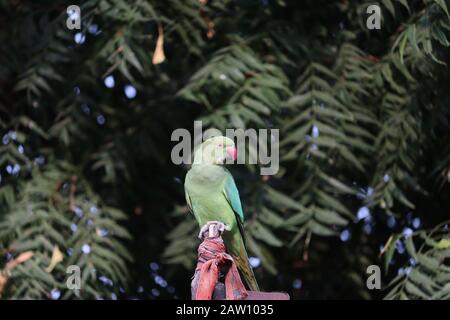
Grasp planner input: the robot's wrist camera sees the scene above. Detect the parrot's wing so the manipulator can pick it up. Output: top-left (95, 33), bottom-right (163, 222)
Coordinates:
top-left (223, 171), bottom-right (244, 223)
top-left (223, 172), bottom-right (259, 291)
top-left (223, 171), bottom-right (248, 244)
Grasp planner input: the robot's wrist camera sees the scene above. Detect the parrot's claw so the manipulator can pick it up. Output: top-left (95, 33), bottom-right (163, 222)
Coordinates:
top-left (198, 221), bottom-right (230, 240)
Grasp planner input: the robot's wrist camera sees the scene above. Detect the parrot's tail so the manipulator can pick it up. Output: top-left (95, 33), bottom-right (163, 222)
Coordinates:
top-left (233, 239), bottom-right (260, 291)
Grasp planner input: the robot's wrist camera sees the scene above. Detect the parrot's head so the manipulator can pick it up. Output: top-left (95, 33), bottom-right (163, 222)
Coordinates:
top-left (193, 136), bottom-right (237, 165)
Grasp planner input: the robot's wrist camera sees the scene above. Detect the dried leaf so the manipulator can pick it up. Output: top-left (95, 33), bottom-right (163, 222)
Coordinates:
top-left (6, 251), bottom-right (34, 270)
top-left (152, 24), bottom-right (166, 65)
top-left (45, 245), bottom-right (63, 273)
top-left (0, 251), bottom-right (34, 297)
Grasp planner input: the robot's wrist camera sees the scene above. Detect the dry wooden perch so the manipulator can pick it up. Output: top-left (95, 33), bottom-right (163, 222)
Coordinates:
top-left (191, 221), bottom-right (289, 300)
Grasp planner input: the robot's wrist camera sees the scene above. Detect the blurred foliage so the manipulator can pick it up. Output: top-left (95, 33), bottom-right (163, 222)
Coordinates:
top-left (0, 0), bottom-right (449, 299)
top-left (384, 222), bottom-right (450, 299)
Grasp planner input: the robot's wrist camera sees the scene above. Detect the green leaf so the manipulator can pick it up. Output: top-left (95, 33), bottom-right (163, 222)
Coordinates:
top-left (319, 172), bottom-right (355, 194)
top-left (265, 186), bottom-right (305, 211)
top-left (383, 234), bottom-right (400, 273)
top-left (308, 220), bottom-right (337, 236)
top-left (283, 211), bottom-right (312, 226)
top-left (405, 281), bottom-right (429, 299)
top-left (399, 34), bottom-right (408, 64)
top-left (251, 221), bottom-right (283, 247)
top-left (434, 239), bottom-right (450, 249)
top-left (314, 208), bottom-right (348, 226)
top-left (405, 236), bottom-right (418, 260)
top-left (382, 0), bottom-right (396, 16)
top-left (434, 0), bottom-right (450, 19)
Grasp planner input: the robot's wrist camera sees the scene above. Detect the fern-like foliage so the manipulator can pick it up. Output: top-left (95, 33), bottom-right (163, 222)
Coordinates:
top-left (0, 162), bottom-right (132, 299)
top-left (384, 223), bottom-right (450, 299)
top-left (179, 41), bottom-right (292, 128)
top-left (281, 61), bottom-right (371, 238)
top-left (1, 0), bottom-right (450, 300)
top-left (369, 59), bottom-right (422, 213)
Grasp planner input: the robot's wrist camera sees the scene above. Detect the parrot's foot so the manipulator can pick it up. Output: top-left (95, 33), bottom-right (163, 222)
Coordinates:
top-left (198, 221), bottom-right (230, 240)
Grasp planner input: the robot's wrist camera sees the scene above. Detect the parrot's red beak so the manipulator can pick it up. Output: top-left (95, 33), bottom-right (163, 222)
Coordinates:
top-left (226, 146), bottom-right (237, 161)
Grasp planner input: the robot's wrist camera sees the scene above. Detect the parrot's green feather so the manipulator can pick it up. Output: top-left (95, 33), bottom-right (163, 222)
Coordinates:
top-left (223, 172), bottom-right (244, 223)
top-left (233, 237), bottom-right (259, 291)
top-left (185, 159), bottom-right (259, 291)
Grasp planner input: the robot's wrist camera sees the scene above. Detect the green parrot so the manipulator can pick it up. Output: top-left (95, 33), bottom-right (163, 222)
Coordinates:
top-left (184, 136), bottom-right (259, 291)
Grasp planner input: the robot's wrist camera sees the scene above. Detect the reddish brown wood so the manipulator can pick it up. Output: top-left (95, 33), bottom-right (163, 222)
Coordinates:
top-left (210, 282), bottom-right (290, 300)
top-left (191, 222), bottom-right (290, 300)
